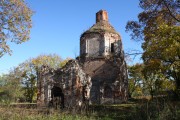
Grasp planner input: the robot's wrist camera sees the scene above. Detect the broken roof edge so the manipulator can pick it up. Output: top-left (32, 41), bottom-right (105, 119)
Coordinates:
top-left (80, 21), bottom-right (120, 38)
top-left (80, 31), bottom-right (121, 40)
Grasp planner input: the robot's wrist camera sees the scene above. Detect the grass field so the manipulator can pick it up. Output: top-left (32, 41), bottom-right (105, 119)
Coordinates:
top-left (0, 98), bottom-right (180, 120)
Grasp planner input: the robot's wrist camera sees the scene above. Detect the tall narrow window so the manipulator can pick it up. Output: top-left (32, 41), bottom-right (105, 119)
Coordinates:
top-left (111, 43), bottom-right (114, 53)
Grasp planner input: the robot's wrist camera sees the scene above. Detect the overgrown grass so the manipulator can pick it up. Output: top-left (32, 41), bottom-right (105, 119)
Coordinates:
top-left (0, 98), bottom-right (179, 120)
top-left (0, 107), bottom-right (95, 120)
top-left (88, 98), bottom-right (180, 120)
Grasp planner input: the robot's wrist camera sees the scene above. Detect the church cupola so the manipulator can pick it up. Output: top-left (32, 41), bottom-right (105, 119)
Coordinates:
top-left (80, 10), bottom-right (122, 58)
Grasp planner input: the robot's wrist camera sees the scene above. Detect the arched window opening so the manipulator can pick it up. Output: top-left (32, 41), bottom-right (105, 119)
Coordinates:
top-left (50, 86), bottom-right (64, 109)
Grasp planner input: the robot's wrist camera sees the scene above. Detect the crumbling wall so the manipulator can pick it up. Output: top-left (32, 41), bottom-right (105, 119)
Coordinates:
top-left (82, 55), bottom-right (128, 104)
top-left (53, 60), bottom-right (92, 108)
top-left (37, 65), bottom-right (54, 107)
top-left (104, 32), bottom-right (121, 56)
top-left (37, 60), bottom-right (92, 108)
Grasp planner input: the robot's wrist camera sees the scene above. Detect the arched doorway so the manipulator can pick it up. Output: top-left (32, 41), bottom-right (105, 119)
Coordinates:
top-left (51, 86), bottom-right (64, 109)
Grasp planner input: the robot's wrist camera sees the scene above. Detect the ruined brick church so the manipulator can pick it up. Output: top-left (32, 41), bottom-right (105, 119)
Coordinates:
top-left (37, 10), bottom-right (128, 108)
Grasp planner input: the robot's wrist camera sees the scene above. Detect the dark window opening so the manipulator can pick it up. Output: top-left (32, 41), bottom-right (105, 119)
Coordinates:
top-left (51, 86), bottom-right (64, 109)
top-left (104, 86), bottom-right (112, 98)
top-left (111, 43), bottom-right (114, 53)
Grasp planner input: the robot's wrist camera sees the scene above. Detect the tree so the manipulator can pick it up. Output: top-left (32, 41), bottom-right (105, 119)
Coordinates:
top-left (31, 54), bottom-right (63, 69)
top-left (142, 25), bottom-right (180, 90)
top-left (0, 67), bottom-right (24, 103)
top-left (0, 74), bottom-right (8, 102)
top-left (0, 0), bottom-right (33, 57)
top-left (0, 54), bottom-right (67, 103)
top-left (128, 63), bottom-right (175, 99)
top-left (21, 63), bottom-right (37, 103)
top-left (126, 0), bottom-right (180, 97)
top-left (128, 64), bottom-right (144, 97)
top-left (20, 54), bottom-right (63, 102)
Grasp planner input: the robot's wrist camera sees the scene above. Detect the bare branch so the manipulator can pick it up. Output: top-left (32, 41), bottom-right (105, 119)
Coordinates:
top-left (162, 0), bottom-right (180, 22)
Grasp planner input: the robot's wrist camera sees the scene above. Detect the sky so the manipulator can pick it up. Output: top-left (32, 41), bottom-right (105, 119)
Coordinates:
top-left (0, 0), bottom-right (143, 74)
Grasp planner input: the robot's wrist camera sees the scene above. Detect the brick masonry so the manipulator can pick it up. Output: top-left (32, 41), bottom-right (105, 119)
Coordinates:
top-left (37, 10), bottom-right (128, 108)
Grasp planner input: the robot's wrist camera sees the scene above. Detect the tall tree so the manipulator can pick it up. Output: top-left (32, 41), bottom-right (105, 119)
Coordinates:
top-left (0, 0), bottom-right (33, 57)
top-left (126, 0), bottom-right (180, 96)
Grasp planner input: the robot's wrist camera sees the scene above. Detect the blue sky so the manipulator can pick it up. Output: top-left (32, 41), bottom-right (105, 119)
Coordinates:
top-left (0, 0), bottom-right (143, 74)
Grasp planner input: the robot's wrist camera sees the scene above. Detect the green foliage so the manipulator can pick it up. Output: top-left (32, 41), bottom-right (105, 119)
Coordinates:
top-left (0, 75), bottom-right (9, 102)
top-left (0, 0), bottom-right (33, 57)
top-left (142, 25), bottom-right (180, 90)
top-left (20, 54), bottom-right (63, 102)
top-left (128, 63), bottom-right (175, 98)
top-left (128, 64), bottom-right (144, 97)
top-left (60, 57), bottom-right (72, 67)
top-left (0, 68), bottom-right (24, 103)
top-left (0, 54), bottom-right (69, 103)
top-left (31, 54), bottom-right (63, 69)
top-left (126, 0), bottom-right (180, 97)
top-left (22, 69), bottom-right (37, 103)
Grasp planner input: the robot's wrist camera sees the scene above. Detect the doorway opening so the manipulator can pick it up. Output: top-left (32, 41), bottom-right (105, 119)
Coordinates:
top-left (50, 86), bottom-right (64, 109)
